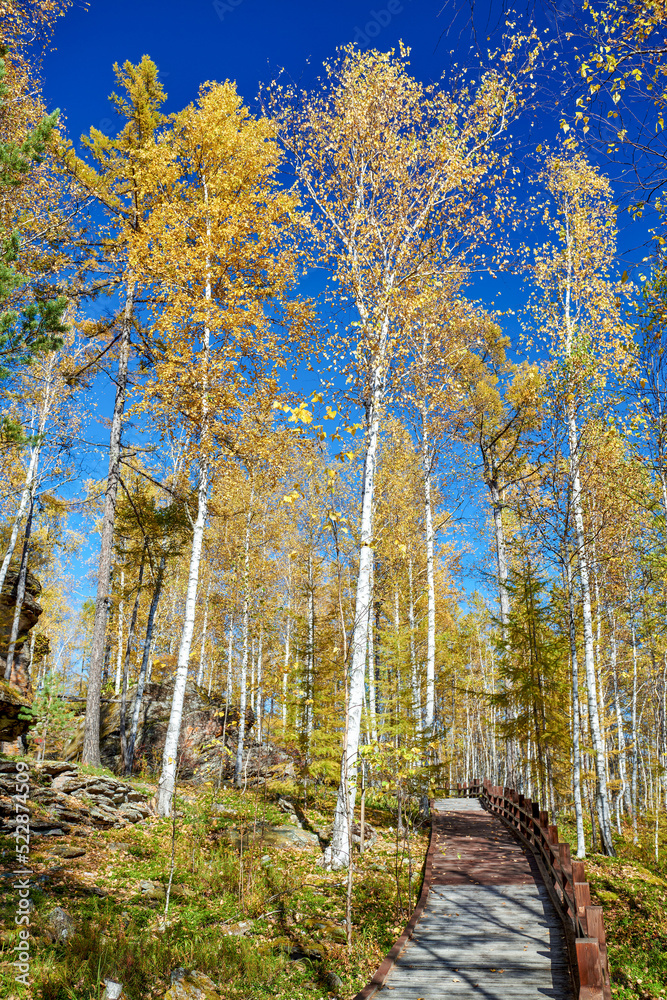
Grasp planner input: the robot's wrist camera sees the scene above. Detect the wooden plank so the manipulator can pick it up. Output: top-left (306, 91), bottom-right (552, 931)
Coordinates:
top-left (378, 801), bottom-right (573, 1000)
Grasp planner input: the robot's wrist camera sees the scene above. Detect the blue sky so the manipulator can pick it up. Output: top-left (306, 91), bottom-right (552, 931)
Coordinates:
top-left (37, 0), bottom-right (652, 608)
top-left (44, 0), bottom-right (465, 139)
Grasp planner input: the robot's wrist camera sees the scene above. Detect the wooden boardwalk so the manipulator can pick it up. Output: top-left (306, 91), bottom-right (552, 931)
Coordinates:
top-left (380, 798), bottom-right (573, 999)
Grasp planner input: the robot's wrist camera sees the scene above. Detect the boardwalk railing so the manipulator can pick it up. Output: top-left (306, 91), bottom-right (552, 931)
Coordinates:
top-left (441, 778), bottom-right (611, 1000)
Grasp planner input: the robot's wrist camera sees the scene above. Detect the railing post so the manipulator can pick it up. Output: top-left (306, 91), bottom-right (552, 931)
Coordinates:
top-left (576, 939), bottom-right (604, 1000)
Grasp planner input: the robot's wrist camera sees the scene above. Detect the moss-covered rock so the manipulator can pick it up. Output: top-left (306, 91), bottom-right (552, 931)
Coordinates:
top-left (164, 968), bottom-right (222, 999)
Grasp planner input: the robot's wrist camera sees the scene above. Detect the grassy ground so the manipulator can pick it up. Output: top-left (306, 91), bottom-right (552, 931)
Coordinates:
top-left (0, 770), bottom-right (429, 1000)
top-left (558, 813), bottom-right (667, 1000)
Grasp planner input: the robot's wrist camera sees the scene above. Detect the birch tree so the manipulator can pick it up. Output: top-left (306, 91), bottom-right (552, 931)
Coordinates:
top-left (530, 148), bottom-right (632, 855)
top-left (268, 40), bottom-right (540, 866)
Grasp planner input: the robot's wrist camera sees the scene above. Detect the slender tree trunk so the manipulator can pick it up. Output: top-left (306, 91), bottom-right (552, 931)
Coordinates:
top-left (256, 625), bottom-right (263, 745)
top-left (568, 415), bottom-right (614, 853)
top-left (114, 568), bottom-right (125, 696)
top-left (408, 558), bottom-right (421, 730)
top-left (196, 579), bottom-right (210, 687)
top-left (282, 561), bottom-right (291, 732)
top-left (566, 558), bottom-right (586, 858)
top-left (631, 619), bottom-right (639, 845)
top-left (4, 498), bottom-right (34, 681)
top-left (561, 220), bottom-right (614, 854)
top-left (421, 412), bottom-right (436, 731)
top-left (158, 459), bottom-right (209, 815)
top-left (0, 369), bottom-right (53, 596)
top-left (326, 342), bottom-right (387, 869)
top-left (234, 496), bottom-right (253, 787)
top-left (489, 478), bottom-right (511, 632)
top-left (127, 554), bottom-right (165, 775)
top-left (306, 549), bottom-right (315, 742)
top-left (367, 559), bottom-right (378, 742)
top-left (83, 278), bottom-right (134, 765)
top-left (609, 613), bottom-right (630, 821)
top-left (120, 545), bottom-right (146, 774)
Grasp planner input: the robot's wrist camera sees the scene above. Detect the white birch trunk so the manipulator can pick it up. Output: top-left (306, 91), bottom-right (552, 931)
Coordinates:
top-left (422, 412), bottom-right (436, 731)
top-left (283, 561), bottom-right (291, 731)
top-left (196, 581), bottom-right (210, 687)
top-left (226, 613), bottom-right (234, 699)
top-left (566, 559), bottom-right (586, 857)
top-left (256, 625), bottom-right (263, 744)
top-left (408, 558), bottom-right (421, 730)
top-left (325, 331), bottom-right (388, 869)
top-left (0, 364), bottom-right (54, 596)
top-left (157, 177), bottom-right (212, 816)
top-left (306, 550), bottom-right (314, 741)
top-left (563, 225), bottom-right (614, 855)
top-left (367, 560), bottom-right (378, 742)
top-left (157, 460), bottom-right (209, 815)
top-left (234, 495), bottom-right (253, 786)
top-left (631, 619), bottom-right (639, 844)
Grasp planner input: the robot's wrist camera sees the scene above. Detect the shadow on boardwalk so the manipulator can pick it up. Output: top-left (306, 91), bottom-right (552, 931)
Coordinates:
top-left (378, 798), bottom-right (573, 1000)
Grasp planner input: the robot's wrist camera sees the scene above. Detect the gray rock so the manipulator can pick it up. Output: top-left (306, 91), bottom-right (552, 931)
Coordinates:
top-left (102, 979), bottom-right (124, 999)
top-left (164, 969), bottom-right (221, 998)
top-left (44, 906), bottom-right (76, 944)
top-left (47, 845), bottom-right (86, 858)
top-left (323, 970), bottom-right (343, 993)
top-left (139, 879), bottom-right (165, 900)
top-left (51, 771), bottom-right (79, 790)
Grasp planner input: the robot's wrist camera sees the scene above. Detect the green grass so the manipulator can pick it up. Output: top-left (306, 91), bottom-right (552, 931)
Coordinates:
top-left (0, 778), bottom-right (429, 1000)
top-left (557, 812), bottom-right (667, 1000)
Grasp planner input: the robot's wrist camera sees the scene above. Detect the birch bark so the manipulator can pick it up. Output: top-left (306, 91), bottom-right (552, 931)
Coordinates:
top-left (408, 557), bottom-right (421, 730)
top-left (562, 218), bottom-right (615, 855)
top-left (234, 494), bottom-right (253, 787)
top-left (367, 559), bottom-right (378, 742)
top-left (421, 408), bottom-right (436, 731)
top-left (566, 558), bottom-right (586, 857)
top-left (326, 333), bottom-right (388, 868)
top-left (157, 459), bottom-right (208, 815)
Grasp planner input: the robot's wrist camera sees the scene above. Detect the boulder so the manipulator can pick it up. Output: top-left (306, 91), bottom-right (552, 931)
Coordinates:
top-left (43, 906), bottom-right (76, 944)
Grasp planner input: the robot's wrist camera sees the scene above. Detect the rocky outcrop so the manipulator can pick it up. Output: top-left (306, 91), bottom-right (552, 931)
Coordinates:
top-left (195, 735), bottom-right (297, 785)
top-left (0, 759), bottom-right (153, 835)
top-left (0, 678), bottom-right (31, 741)
top-left (0, 570), bottom-right (43, 741)
top-left (64, 679), bottom-right (255, 777)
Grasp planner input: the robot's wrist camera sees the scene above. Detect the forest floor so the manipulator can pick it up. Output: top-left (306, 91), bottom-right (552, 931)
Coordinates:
top-left (559, 815), bottom-right (667, 1000)
top-left (0, 767), bottom-right (429, 1000)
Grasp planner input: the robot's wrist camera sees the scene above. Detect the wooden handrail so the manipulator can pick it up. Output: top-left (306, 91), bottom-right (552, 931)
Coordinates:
top-left (455, 778), bottom-right (612, 1000)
